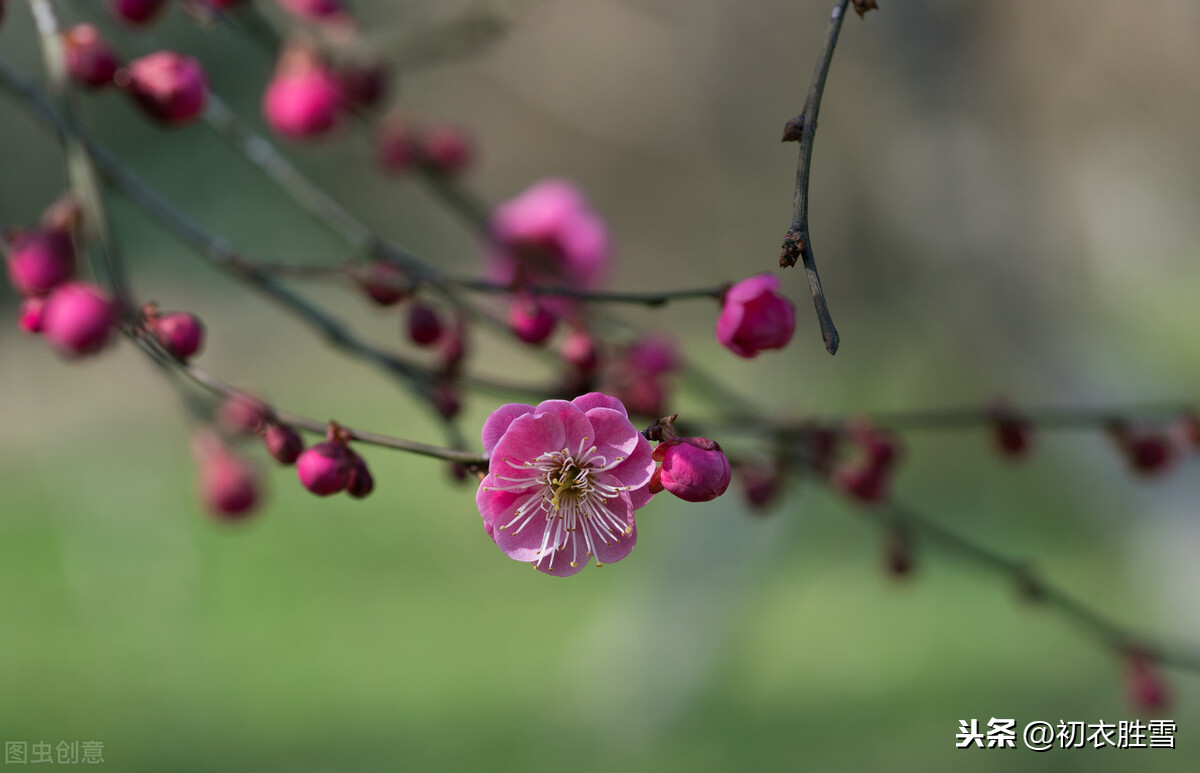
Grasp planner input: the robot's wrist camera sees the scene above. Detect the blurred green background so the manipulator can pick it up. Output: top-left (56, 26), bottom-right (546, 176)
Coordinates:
top-left (3, 0), bottom-right (1200, 769)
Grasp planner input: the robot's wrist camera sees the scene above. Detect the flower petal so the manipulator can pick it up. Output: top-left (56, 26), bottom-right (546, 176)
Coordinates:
top-left (571, 391), bottom-right (628, 417)
top-left (492, 500), bottom-right (557, 562)
top-left (585, 406), bottom-right (642, 463)
top-left (481, 402), bottom-right (535, 454)
top-left (489, 412), bottom-right (566, 472)
top-left (533, 399), bottom-right (594, 452)
top-left (590, 493), bottom-right (638, 566)
top-left (605, 432), bottom-right (655, 492)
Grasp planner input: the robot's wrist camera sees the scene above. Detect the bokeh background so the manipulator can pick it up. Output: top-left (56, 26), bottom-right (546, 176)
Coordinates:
top-left (3, 0), bottom-right (1200, 769)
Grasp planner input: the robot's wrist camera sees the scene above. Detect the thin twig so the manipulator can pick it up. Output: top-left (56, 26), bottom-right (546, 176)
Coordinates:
top-left (130, 329), bottom-right (488, 467)
top-left (27, 0), bottom-right (132, 307)
top-left (878, 499), bottom-right (1200, 672)
top-left (779, 0), bottom-right (851, 355)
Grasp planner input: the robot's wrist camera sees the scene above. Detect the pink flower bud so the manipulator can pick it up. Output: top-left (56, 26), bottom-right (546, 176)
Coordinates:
top-left (151, 311), bottom-right (205, 360)
top-left (64, 24), bottom-right (120, 90)
top-left (109, 0), bottom-right (164, 25)
top-left (41, 282), bottom-right (117, 357)
top-left (296, 441), bottom-right (350, 495)
top-left (420, 125), bottom-right (473, 175)
top-left (263, 423), bottom-right (304, 465)
top-left (406, 302), bottom-right (442, 346)
top-left (198, 448), bottom-right (261, 519)
top-left (263, 51), bottom-right (343, 140)
top-left (275, 0), bottom-right (345, 22)
top-left (991, 405), bottom-right (1032, 459)
top-left (1125, 652), bottom-right (1170, 713)
top-left (17, 297), bottom-right (46, 334)
top-left (654, 437), bottom-right (731, 503)
top-left (561, 328), bottom-right (599, 373)
top-left (489, 179), bottom-right (611, 290)
top-left (358, 261), bottom-right (410, 306)
top-left (508, 295), bottom-right (557, 345)
top-left (375, 117), bottom-right (417, 175)
top-left (715, 274), bottom-right (796, 358)
top-left (122, 51), bottom-right (208, 126)
top-left (345, 453), bottom-right (374, 498)
top-left (217, 394), bottom-right (266, 436)
top-left (6, 228), bottom-right (75, 297)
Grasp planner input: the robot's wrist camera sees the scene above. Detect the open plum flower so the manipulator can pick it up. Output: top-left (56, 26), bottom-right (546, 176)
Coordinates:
top-left (476, 393), bottom-right (655, 576)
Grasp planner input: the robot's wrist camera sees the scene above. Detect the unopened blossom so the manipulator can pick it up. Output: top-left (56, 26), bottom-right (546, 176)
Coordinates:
top-left (652, 437), bottom-right (731, 503)
top-left (41, 282), bottom-right (117, 357)
top-left (508, 294), bottom-right (557, 345)
top-left (476, 393), bottom-right (655, 576)
top-left (990, 404), bottom-right (1033, 459)
top-left (263, 48), bottom-right (344, 140)
top-left (715, 274), bottom-right (796, 357)
top-left (6, 228), bottom-right (75, 297)
top-left (64, 24), bottom-right (120, 90)
top-left (488, 179), bottom-right (610, 291)
top-left (109, 0), bottom-right (164, 25)
top-left (151, 311), bottom-right (205, 360)
top-left (123, 51), bottom-right (208, 126)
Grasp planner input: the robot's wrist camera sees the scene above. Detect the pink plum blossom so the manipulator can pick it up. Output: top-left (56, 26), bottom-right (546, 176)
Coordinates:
top-left (715, 274), bottom-right (796, 357)
top-left (488, 179), bottom-right (610, 290)
top-left (476, 392), bottom-right (655, 576)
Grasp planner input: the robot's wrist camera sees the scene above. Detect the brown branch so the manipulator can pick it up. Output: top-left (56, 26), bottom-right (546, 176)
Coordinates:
top-left (779, 0), bottom-right (852, 355)
top-left (130, 329), bottom-right (488, 468)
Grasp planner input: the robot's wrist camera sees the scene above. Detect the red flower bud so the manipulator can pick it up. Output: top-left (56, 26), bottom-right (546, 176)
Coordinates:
top-left (339, 59), bottom-right (390, 110)
top-left (263, 424), bottom-right (304, 465)
top-left (151, 311), bottom-right (205, 360)
top-left (346, 453), bottom-right (374, 498)
top-left (655, 437), bottom-right (731, 502)
top-left (109, 0), bottom-right (164, 25)
top-left (263, 49), bottom-right (344, 140)
top-left (420, 125), bottom-right (473, 175)
top-left (122, 51), bottom-right (208, 126)
top-left (406, 302), bottom-right (442, 346)
top-left (1112, 424), bottom-right (1175, 476)
top-left (296, 441), bottom-right (351, 496)
top-left (739, 464), bottom-right (782, 511)
top-left (375, 116), bottom-right (417, 175)
top-left (64, 24), bottom-right (120, 90)
top-left (715, 274), bottom-right (796, 358)
top-left (991, 406), bottom-right (1033, 459)
top-left (198, 448), bottom-right (261, 519)
top-left (509, 295), bottom-right (557, 344)
top-left (358, 261), bottom-right (410, 306)
top-left (41, 282), bottom-right (117, 357)
top-left (6, 228), bottom-right (74, 297)
top-left (217, 394), bottom-right (267, 436)
top-left (561, 328), bottom-right (599, 373)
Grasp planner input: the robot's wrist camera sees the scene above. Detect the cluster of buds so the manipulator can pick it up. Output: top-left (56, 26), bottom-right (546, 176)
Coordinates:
top-left (375, 115), bottom-right (474, 177)
top-left (296, 423), bottom-right (373, 498)
top-left (6, 198), bottom-right (118, 357)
